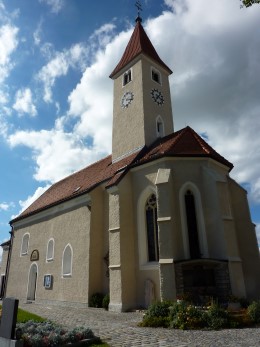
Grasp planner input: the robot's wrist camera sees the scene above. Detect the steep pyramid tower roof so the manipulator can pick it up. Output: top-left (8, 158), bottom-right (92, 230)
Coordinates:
top-left (110, 18), bottom-right (172, 78)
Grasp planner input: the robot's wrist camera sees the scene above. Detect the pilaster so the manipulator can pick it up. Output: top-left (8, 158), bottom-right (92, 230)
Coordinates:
top-left (155, 168), bottom-right (176, 301)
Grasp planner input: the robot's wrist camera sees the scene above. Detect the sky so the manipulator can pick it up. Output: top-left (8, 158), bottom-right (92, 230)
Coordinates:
top-left (0, 0), bottom-right (260, 259)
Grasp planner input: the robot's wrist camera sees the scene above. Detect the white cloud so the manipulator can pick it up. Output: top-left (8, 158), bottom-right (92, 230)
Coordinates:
top-left (7, 0), bottom-right (260, 222)
top-left (18, 185), bottom-right (50, 214)
top-left (37, 43), bottom-right (88, 103)
top-left (8, 128), bottom-right (104, 183)
top-left (39, 0), bottom-right (63, 14)
top-left (0, 203), bottom-right (10, 211)
top-left (13, 88), bottom-right (37, 117)
top-left (0, 24), bottom-right (18, 83)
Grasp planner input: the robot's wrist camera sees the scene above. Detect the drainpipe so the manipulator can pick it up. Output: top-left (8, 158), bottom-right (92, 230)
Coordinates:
top-left (3, 226), bottom-right (14, 298)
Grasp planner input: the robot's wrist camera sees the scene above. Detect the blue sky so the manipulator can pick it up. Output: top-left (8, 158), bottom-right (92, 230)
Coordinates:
top-left (0, 0), bottom-right (260, 256)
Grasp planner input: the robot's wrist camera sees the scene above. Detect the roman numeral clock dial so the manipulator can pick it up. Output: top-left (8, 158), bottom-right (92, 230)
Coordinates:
top-left (151, 88), bottom-right (164, 106)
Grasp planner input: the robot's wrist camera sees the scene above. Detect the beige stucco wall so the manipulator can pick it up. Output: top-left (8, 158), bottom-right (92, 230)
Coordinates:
top-left (7, 195), bottom-right (92, 306)
top-left (112, 56), bottom-right (173, 161)
top-left (5, 155), bottom-right (260, 310)
top-left (228, 178), bottom-right (260, 299)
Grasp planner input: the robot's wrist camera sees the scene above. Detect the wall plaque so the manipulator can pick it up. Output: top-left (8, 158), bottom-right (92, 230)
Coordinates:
top-left (30, 250), bottom-right (39, 261)
top-left (43, 274), bottom-right (53, 289)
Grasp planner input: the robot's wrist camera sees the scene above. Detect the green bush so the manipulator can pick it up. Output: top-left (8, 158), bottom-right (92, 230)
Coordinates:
top-left (206, 304), bottom-right (229, 330)
top-left (169, 302), bottom-right (205, 330)
top-left (139, 315), bottom-right (170, 328)
top-left (102, 294), bottom-right (110, 310)
top-left (247, 300), bottom-right (260, 323)
top-left (89, 293), bottom-right (105, 308)
top-left (146, 300), bottom-right (173, 318)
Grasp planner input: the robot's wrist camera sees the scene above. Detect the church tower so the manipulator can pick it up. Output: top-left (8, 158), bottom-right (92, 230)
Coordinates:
top-left (110, 16), bottom-right (174, 161)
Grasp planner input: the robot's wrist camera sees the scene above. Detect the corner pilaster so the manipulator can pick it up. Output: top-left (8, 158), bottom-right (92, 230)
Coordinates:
top-left (155, 168), bottom-right (176, 301)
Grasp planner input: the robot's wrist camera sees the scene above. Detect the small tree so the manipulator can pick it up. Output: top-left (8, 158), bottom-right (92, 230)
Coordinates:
top-left (241, 0), bottom-right (260, 7)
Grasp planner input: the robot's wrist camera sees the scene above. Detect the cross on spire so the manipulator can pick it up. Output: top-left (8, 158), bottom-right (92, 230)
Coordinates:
top-left (135, 0), bottom-right (143, 22)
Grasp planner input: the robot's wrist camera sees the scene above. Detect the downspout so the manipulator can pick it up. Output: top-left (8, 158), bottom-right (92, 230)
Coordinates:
top-left (3, 226), bottom-right (14, 298)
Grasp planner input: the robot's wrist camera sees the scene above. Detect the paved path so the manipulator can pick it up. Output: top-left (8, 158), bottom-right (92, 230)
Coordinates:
top-left (20, 302), bottom-right (260, 347)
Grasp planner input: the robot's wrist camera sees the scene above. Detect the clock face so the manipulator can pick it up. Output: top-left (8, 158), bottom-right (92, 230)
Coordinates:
top-left (121, 91), bottom-right (134, 108)
top-left (151, 89), bottom-right (164, 106)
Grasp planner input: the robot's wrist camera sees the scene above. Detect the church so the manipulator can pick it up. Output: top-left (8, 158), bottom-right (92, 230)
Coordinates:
top-left (1, 14), bottom-right (260, 312)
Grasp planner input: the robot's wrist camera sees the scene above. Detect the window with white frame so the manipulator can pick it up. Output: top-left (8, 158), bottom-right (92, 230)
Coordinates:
top-left (151, 67), bottom-right (161, 84)
top-left (21, 233), bottom-right (29, 256)
top-left (156, 116), bottom-right (164, 138)
top-left (145, 194), bottom-right (159, 262)
top-left (46, 239), bottom-right (54, 262)
top-left (62, 244), bottom-right (73, 277)
top-left (123, 69), bottom-right (132, 86)
top-left (179, 182), bottom-right (209, 260)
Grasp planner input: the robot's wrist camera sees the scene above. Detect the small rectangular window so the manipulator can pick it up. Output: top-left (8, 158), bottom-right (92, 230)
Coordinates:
top-left (151, 68), bottom-right (161, 84)
top-left (123, 69), bottom-right (132, 86)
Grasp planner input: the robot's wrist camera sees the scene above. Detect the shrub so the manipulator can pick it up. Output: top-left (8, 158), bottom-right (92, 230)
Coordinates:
top-left (169, 302), bottom-right (205, 330)
top-left (247, 300), bottom-right (260, 323)
top-left (102, 294), bottom-right (110, 310)
top-left (17, 320), bottom-right (94, 346)
top-left (146, 300), bottom-right (173, 318)
top-left (206, 304), bottom-right (229, 330)
top-left (89, 293), bottom-right (105, 308)
top-left (139, 315), bottom-right (170, 328)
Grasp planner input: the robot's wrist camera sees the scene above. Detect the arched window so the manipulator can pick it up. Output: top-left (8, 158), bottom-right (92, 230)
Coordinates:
top-left (180, 182), bottom-right (208, 259)
top-left (46, 239), bottom-right (54, 262)
top-left (21, 233), bottom-right (29, 256)
top-left (145, 194), bottom-right (159, 262)
top-left (185, 190), bottom-right (201, 259)
top-left (62, 244), bottom-right (73, 277)
top-left (156, 116), bottom-right (164, 138)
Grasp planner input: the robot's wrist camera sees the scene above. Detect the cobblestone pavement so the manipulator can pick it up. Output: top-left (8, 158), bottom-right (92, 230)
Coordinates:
top-left (20, 302), bottom-right (260, 347)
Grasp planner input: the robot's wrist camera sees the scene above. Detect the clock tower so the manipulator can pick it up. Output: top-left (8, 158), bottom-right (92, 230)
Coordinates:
top-left (110, 17), bottom-right (174, 161)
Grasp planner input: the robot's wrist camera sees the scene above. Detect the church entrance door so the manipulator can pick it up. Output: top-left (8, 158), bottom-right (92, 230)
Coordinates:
top-left (27, 263), bottom-right (38, 301)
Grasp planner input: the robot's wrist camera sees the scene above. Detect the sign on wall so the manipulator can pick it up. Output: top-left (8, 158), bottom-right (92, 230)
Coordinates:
top-left (43, 275), bottom-right (53, 289)
top-left (30, 250), bottom-right (39, 261)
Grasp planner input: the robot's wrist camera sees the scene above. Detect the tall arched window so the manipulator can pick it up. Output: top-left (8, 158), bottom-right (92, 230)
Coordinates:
top-left (62, 244), bottom-right (73, 277)
top-left (21, 233), bottom-right (30, 256)
top-left (146, 194), bottom-right (159, 262)
top-left (185, 190), bottom-right (201, 259)
top-left (46, 239), bottom-right (54, 262)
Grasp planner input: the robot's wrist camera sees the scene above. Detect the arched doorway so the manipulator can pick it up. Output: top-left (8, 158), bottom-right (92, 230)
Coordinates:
top-left (27, 263), bottom-right (38, 301)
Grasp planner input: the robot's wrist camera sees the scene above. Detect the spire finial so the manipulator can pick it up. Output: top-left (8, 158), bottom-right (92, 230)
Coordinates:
top-left (135, 0), bottom-right (143, 22)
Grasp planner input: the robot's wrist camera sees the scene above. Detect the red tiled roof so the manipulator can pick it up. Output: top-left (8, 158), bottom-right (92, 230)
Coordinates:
top-left (11, 127), bottom-right (232, 224)
top-left (110, 19), bottom-right (172, 78)
top-left (12, 151), bottom-right (141, 223)
top-left (135, 126), bottom-right (233, 169)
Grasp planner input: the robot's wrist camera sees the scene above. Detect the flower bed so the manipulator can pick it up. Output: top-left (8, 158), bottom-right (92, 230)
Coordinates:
top-left (16, 320), bottom-right (100, 346)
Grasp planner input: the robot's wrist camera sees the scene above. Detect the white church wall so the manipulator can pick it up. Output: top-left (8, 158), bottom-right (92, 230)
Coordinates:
top-left (7, 199), bottom-right (91, 306)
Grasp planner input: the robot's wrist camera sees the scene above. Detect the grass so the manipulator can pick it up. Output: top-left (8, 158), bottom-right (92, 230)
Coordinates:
top-left (0, 304), bottom-right (45, 323)
top-left (17, 307), bottom-right (46, 323)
